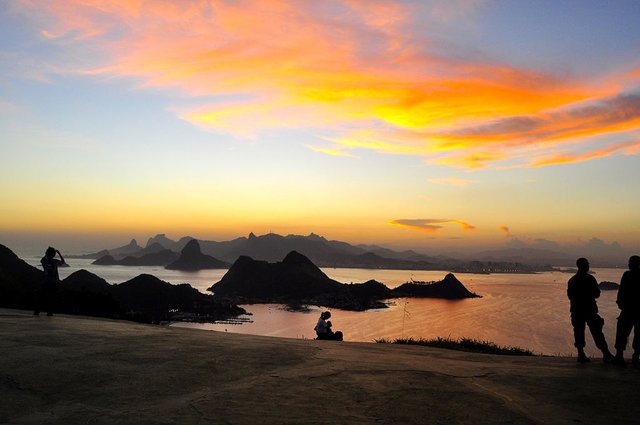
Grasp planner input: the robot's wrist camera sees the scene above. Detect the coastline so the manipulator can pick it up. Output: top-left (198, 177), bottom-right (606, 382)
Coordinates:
top-left (2, 308), bottom-right (639, 424)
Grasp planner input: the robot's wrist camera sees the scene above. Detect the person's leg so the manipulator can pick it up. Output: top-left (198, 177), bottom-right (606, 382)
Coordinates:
top-left (614, 312), bottom-right (634, 364)
top-left (587, 314), bottom-right (613, 362)
top-left (572, 315), bottom-right (588, 362)
top-left (632, 316), bottom-right (640, 365)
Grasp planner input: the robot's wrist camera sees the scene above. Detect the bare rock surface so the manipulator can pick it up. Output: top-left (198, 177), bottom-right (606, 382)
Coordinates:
top-left (1, 308), bottom-right (638, 424)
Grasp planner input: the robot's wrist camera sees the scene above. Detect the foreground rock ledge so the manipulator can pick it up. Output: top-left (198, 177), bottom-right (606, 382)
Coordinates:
top-left (1, 309), bottom-right (638, 425)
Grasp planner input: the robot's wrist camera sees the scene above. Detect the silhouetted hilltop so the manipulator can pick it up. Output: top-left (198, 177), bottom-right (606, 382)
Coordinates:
top-left (134, 242), bottom-right (167, 256)
top-left (110, 239), bottom-right (142, 256)
top-left (393, 273), bottom-right (480, 299)
top-left (210, 251), bottom-right (478, 310)
top-left (111, 273), bottom-right (243, 321)
top-left (72, 249), bottom-right (109, 260)
top-left (0, 244), bottom-right (246, 323)
top-left (93, 254), bottom-right (118, 265)
top-left (92, 249), bottom-right (180, 266)
top-left (138, 232), bottom-right (434, 266)
top-left (120, 249), bottom-right (180, 266)
top-left (0, 244), bottom-right (42, 309)
top-left (62, 270), bottom-right (111, 294)
top-left (145, 234), bottom-right (194, 252)
top-left (211, 251), bottom-right (342, 299)
top-left (165, 240), bottom-right (228, 270)
top-left (73, 239), bottom-right (143, 260)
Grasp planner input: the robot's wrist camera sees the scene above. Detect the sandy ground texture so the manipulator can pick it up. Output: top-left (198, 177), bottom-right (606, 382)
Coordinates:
top-left (1, 309), bottom-right (639, 425)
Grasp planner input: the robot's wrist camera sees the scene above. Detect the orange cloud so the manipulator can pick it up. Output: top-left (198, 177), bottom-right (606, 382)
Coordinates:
top-left (499, 226), bottom-right (511, 238)
top-left (390, 219), bottom-right (476, 233)
top-left (17, 0), bottom-right (640, 169)
top-left (527, 139), bottom-right (640, 168)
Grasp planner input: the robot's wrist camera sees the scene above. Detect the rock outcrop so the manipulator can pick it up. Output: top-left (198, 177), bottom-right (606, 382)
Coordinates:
top-left (0, 244), bottom-right (42, 309)
top-left (165, 239), bottom-right (228, 270)
top-left (211, 251), bottom-right (342, 299)
top-left (392, 274), bottom-right (480, 299)
top-left (210, 251), bottom-right (478, 310)
top-left (0, 244), bottom-right (245, 323)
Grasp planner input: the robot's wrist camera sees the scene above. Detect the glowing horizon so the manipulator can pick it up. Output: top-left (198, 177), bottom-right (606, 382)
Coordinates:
top-left (1, 1), bottom-right (639, 254)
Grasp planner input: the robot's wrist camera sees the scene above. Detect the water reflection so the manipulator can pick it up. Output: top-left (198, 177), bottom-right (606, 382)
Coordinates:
top-left (30, 257), bottom-right (624, 356)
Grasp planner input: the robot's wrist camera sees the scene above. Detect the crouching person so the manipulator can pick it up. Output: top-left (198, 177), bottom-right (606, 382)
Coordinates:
top-left (314, 311), bottom-right (343, 341)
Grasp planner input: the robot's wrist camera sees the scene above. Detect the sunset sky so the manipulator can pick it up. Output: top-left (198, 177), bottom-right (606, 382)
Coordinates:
top-left (1, 0), bottom-right (639, 255)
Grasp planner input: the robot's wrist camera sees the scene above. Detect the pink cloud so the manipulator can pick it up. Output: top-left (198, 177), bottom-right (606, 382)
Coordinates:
top-left (390, 218), bottom-right (476, 233)
top-left (15, 0), bottom-right (640, 169)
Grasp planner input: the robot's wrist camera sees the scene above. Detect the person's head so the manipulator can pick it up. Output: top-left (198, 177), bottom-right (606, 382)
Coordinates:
top-left (576, 257), bottom-right (590, 272)
top-left (45, 247), bottom-right (56, 259)
top-left (322, 311), bottom-right (331, 320)
top-left (629, 255), bottom-right (640, 271)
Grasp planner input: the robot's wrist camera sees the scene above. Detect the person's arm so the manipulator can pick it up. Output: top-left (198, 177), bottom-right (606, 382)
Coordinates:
top-left (617, 272), bottom-right (628, 309)
top-left (591, 275), bottom-right (601, 299)
top-left (567, 278), bottom-right (575, 300)
top-left (56, 249), bottom-right (66, 265)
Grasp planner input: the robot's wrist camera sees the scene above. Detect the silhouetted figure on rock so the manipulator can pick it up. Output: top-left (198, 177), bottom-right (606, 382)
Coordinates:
top-left (567, 257), bottom-right (614, 363)
top-left (314, 311), bottom-right (343, 341)
top-left (34, 247), bottom-right (66, 316)
top-left (613, 255), bottom-right (640, 366)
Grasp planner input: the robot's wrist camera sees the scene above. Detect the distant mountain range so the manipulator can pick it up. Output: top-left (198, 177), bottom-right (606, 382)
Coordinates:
top-left (73, 232), bottom-right (554, 273)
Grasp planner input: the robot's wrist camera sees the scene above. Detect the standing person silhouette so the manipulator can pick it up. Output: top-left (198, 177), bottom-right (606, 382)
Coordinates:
top-left (567, 257), bottom-right (614, 363)
top-left (34, 246), bottom-right (66, 316)
top-left (613, 255), bottom-right (640, 366)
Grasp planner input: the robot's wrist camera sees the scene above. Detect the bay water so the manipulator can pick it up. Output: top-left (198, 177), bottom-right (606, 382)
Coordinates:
top-left (28, 257), bottom-right (626, 356)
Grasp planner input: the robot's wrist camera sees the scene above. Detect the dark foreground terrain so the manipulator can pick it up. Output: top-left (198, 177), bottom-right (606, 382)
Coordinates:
top-left (1, 308), bottom-right (639, 424)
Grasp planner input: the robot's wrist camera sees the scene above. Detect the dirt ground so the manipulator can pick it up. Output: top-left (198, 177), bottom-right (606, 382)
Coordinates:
top-left (1, 308), bottom-right (639, 424)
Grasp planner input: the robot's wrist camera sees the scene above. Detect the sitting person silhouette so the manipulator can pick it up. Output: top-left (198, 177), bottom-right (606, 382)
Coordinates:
top-left (314, 311), bottom-right (343, 341)
top-left (34, 246), bottom-right (66, 316)
top-left (613, 255), bottom-right (640, 366)
top-left (567, 257), bottom-right (614, 363)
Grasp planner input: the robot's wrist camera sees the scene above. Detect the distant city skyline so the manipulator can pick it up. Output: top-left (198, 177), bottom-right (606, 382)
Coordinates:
top-left (1, 1), bottom-right (639, 257)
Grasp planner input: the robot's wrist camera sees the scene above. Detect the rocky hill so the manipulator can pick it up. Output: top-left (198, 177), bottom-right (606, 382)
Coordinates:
top-left (0, 244), bottom-right (244, 323)
top-left (165, 239), bottom-right (228, 270)
top-left (210, 251), bottom-right (478, 310)
top-left (392, 274), bottom-right (480, 299)
top-left (211, 251), bottom-right (343, 299)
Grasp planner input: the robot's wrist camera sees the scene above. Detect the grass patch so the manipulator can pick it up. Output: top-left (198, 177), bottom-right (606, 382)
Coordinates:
top-left (374, 336), bottom-right (534, 356)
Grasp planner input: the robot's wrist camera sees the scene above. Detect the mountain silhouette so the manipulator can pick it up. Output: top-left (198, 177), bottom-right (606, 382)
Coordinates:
top-left (393, 273), bottom-right (480, 299)
top-left (0, 244), bottom-right (42, 309)
top-left (62, 270), bottom-right (111, 294)
top-left (76, 239), bottom-right (143, 260)
top-left (119, 250), bottom-right (179, 266)
top-left (0, 244), bottom-right (245, 323)
top-left (210, 251), bottom-right (478, 310)
top-left (165, 239), bottom-right (228, 270)
top-left (211, 251), bottom-right (342, 299)
top-left (79, 232), bottom-right (553, 272)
